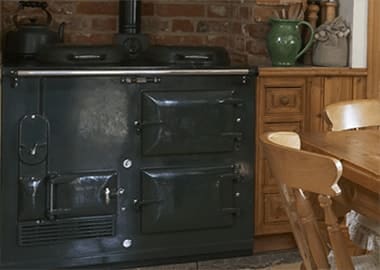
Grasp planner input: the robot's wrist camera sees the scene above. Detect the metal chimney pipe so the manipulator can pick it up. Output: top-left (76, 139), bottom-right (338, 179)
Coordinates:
top-left (119, 0), bottom-right (141, 34)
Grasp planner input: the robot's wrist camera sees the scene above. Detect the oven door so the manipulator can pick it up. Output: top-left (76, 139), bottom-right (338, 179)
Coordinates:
top-left (139, 90), bottom-right (243, 155)
top-left (138, 165), bottom-right (240, 233)
top-left (45, 172), bottom-right (118, 219)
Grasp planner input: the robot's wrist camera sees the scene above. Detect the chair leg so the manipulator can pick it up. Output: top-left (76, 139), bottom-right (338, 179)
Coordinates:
top-left (299, 261), bottom-right (306, 270)
top-left (295, 190), bottom-right (329, 269)
top-left (319, 195), bottom-right (355, 270)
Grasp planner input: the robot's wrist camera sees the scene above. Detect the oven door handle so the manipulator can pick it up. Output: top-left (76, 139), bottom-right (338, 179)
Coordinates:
top-left (134, 120), bottom-right (164, 133)
top-left (67, 54), bottom-right (106, 61)
top-left (217, 97), bottom-right (243, 106)
top-left (133, 199), bottom-right (163, 210)
top-left (46, 175), bottom-right (72, 220)
top-left (219, 169), bottom-right (243, 216)
top-left (221, 132), bottom-right (242, 140)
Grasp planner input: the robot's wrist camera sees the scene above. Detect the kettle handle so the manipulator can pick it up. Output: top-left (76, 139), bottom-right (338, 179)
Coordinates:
top-left (58, 22), bottom-right (65, 42)
top-left (13, 1), bottom-right (52, 27)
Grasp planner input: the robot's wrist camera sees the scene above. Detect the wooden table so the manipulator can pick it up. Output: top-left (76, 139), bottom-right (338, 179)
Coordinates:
top-left (300, 130), bottom-right (380, 222)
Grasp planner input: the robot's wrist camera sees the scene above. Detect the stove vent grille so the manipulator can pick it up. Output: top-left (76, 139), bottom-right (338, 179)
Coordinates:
top-left (18, 216), bottom-right (115, 246)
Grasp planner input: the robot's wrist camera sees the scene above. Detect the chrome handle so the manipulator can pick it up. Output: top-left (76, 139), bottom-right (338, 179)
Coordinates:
top-left (104, 187), bottom-right (125, 205)
top-left (105, 187), bottom-right (111, 205)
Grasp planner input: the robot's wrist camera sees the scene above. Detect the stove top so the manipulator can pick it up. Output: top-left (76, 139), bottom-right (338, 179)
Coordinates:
top-left (4, 45), bottom-right (232, 69)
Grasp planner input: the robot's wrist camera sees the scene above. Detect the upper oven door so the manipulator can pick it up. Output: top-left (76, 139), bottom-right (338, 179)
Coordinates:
top-left (139, 90), bottom-right (243, 156)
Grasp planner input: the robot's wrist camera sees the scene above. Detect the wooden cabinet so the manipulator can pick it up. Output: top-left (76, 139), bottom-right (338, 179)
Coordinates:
top-left (255, 67), bottom-right (368, 237)
top-left (368, 0), bottom-right (380, 98)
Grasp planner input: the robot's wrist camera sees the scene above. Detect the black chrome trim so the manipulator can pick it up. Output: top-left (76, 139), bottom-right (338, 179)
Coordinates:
top-left (13, 69), bottom-right (251, 77)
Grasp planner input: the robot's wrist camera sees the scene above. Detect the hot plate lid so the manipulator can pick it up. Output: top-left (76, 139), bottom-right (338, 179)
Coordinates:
top-left (30, 44), bottom-right (231, 67)
top-left (36, 44), bottom-right (130, 65)
top-left (143, 45), bottom-right (230, 67)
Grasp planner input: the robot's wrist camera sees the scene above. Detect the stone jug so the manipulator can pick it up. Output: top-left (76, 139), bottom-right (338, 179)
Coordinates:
top-left (267, 18), bottom-right (314, 66)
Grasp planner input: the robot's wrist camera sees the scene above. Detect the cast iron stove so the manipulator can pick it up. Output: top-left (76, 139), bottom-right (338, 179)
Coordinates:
top-left (0, 1), bottom-right (257, 269)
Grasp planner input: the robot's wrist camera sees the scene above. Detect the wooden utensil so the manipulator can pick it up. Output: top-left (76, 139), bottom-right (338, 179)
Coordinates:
top-left (272, 10), bottom-right (281, 19)
top-left (281, 8), bottom-right (287, 19)
top-left (288, 3), bottom-right (301, 20)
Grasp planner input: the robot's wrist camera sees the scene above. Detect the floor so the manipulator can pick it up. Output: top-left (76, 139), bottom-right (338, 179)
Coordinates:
top-left (113, 250), bottom-right (302, 270)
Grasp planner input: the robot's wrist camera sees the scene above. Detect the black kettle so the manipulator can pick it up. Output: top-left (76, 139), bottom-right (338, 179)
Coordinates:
top-left (5, 1), bottom-right (65, 61)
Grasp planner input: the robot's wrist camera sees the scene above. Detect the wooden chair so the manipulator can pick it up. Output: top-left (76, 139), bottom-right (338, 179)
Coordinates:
top-left (323, 99), bottom-right (380, 255)
top-left (323, 99), bottom-right (380, 131)
top-left (260, 131), bottom-right (378, 270)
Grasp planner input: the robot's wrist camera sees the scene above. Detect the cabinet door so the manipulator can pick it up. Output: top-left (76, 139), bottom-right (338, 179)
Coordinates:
top-left (255, 77), bottom-right (306, 235)
top-left (306, 76), bottom-right (367, 132)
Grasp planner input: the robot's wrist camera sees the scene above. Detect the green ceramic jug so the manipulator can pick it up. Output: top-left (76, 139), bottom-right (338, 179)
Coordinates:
top-left (267, 18), bottom-right (314, 66)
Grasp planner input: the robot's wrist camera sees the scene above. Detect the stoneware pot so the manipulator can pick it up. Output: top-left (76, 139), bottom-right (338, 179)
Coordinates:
top-left (267, 18), bottom-right (314, 66)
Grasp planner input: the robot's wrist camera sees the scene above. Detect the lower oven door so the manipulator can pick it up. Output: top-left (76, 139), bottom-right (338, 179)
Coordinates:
top-left (138, 165), bottom-right (239, 233)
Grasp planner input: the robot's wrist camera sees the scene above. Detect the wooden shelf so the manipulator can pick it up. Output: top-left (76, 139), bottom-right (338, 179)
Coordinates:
top-left (259, 67), bottom-right (368, 77)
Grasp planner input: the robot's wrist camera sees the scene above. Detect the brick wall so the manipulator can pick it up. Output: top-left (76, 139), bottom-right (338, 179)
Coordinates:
top-left (1, 0), bottom-right (286, 66)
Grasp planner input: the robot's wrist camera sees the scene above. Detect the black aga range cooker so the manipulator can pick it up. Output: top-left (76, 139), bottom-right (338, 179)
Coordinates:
top-left (1, 2), bottom-right (256, 269)
top-left (0, 62), bottom-right (257, 269)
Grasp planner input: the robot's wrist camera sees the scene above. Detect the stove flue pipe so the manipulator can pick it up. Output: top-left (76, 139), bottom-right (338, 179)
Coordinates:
top-left (119, 0), bottom-right (141, 34)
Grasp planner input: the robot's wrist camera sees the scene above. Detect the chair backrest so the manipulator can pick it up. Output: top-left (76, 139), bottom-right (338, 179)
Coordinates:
top-left (261, 132), bottom-right (342, 196)
top-left (324, 99), bottom-right (380, 131)
top-left (260, 131), bottom-right (354, 270)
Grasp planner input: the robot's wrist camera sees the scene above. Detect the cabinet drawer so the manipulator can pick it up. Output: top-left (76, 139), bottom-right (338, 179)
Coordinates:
top-left (265, 87), bottom-right (304, 116)
top-left (264, 193), bottom-right (288, 224)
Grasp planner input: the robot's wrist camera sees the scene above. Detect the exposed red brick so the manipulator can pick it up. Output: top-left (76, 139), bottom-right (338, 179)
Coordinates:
top-left (66, 32), bottom-right (115, 45)
top-left (172, 19), bottom-right (194, 33)
top-left (156, 4), bottom-right (204, 17)
top-left (240, 7), bottom-right (249, 20)
top-left (230, 52), bottom-right (248, 65)
top-left (231, 22), bottom-right (243, 35)
top-left (2, 1), bottom-right (19, 13)
top-left (196, 20), bottom-right (229, 33)
top-left (141, 18), bottom-right (170, 33)
top-left (256, 0), bottom-right (291, 5)
top-left (231, 6), bottom-right (239, 18)
top-left (231, 36), bottom-right (245, 51)
top-left (254, 7), bottom-right (278, 23)
top-left (248, 54), bottom-right (272, 66)
top-left (48, 1), bottom-right (76, 15)
top-left (53, 16), bottom-right (91, 32)
top-left (77, 1), bottom-right (118, 15)
top-left (206, 35), bottom-right (229, 48)
top-left (92, 17), bottom-right (117, 32)
top-left (207, 5), bottom-right (230, 18)
top-left (245, 23), bottom-right (270, 39)
top-left (142, 2), bottom-right (154, 16)
top-left (246, 39), bottom-right (268, 55)
top-left (0, 0), bottom-right (274, 66)
top-left (152, 35), bottom-right (205, 46)
top-left (196, 21), bottom-right (208, 33)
